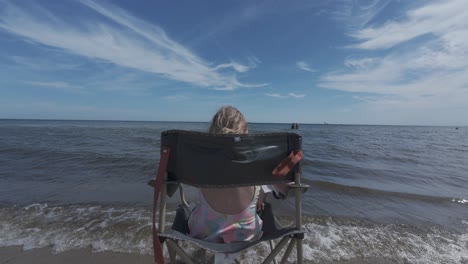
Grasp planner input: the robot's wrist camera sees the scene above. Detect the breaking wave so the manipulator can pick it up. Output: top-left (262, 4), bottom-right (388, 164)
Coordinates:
top-left (1, 204), bottom-right (467, 264)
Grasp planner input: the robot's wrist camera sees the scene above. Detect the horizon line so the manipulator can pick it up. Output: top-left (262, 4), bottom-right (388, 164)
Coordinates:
top-left (0, 118), bottom-right (464, 128)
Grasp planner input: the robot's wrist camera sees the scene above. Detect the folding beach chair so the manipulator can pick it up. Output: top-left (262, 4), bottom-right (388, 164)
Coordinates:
top-left (149, 130), bottom-right (308, 264)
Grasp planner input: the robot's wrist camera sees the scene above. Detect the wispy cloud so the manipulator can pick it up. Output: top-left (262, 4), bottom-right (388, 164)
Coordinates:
top-left (344, 57), bottom-right (378, 69)
top-left (213, 61), bottom-right (254, 73)
top-left (350, 0), bottom-right (468, 50)
top-left (5, 55), bottom-right (83, 71)
top-left (265, 93), bottom-right (287, 98)
top-left (320, 0), bottom-right (468, 118)
top-left (0, 0), bottom-right (264, 90)
top-left (332, 0), bottom-right (391, 29)
top-left (199, 2), bottom-right (325, 40)
top-left (266, 92), bottom-right (306, 99)
top-left (24, 81), bottom-right (84, 92)
top-left (289, 93), bottom-right (306, 98)
top-left (296, 61), bottom-right (315, 72)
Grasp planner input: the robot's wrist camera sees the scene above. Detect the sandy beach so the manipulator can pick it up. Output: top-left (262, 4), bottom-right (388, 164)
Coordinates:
top-left (0, 246), bottom-right (402, 264)
top-left (0, 246), bottom-right (153, 264)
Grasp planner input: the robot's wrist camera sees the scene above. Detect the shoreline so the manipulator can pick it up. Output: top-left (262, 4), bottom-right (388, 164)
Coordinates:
top-left (0, 246), bottom-right (153, 264)
top-left (0, 246), bottom-right (400, 264)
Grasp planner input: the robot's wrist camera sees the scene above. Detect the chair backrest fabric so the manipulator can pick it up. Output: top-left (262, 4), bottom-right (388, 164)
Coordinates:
top-left (161, 130), bottom-right (302, 188)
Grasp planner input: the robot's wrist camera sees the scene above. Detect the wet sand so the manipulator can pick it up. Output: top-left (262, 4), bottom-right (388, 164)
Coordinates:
top-left (0, 246), bottom-right (153, 264)
top-left (0, 246), bottom-right (400, 264)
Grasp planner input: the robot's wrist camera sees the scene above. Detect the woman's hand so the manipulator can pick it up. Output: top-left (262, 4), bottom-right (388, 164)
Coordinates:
top-left (256, 200), bottom-right (265, 212)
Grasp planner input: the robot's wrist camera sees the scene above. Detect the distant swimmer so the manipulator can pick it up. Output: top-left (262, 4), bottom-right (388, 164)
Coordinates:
top-left (291, 123), bottom-right (299, 129)
top-left (456, 127), bottom-right (459, 130)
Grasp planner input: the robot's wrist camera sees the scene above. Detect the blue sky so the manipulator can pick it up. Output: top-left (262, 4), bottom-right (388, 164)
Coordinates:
top-left (0, 0), bottom-right (467, 125)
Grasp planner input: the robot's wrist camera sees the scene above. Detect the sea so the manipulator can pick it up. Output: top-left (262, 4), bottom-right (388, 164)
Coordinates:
top-left (0, 119), bottom-right (467, 263)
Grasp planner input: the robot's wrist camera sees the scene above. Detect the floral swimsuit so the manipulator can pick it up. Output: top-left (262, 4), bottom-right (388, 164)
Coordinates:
top-left (187, 186), bottom-right (263, 243)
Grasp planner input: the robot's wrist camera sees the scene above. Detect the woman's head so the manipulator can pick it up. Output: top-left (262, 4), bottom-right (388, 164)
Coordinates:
top-left (209, 105), bottom-right (248, 134)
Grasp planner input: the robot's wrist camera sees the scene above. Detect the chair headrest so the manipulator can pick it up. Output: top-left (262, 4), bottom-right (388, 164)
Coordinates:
top-left (161, 130), bottom-right (302, 187)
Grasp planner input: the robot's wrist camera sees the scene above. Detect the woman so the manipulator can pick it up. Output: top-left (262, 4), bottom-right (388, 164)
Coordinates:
top-left (187, 105), bottom-right (263, 243)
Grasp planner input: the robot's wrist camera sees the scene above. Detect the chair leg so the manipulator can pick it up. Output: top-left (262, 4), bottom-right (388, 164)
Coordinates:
top-left (294, 172), bottom-right (304, 264)
top-left (159, 184), bottom-right (167, 231)
top-left (269, 240), bottom-right (278, 264)
top-left (166, 239), bottom-right (196, 264)
top-left (280, 238), bottom-right (296, 264)
top-left (296, 238), bottom-right (303, 264)
top-left (261, 236), bottom-right (290, 264)
top-left (167, 240), bottom-right (177, 263)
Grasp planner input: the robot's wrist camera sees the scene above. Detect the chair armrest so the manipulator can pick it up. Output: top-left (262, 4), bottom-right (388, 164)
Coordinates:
top-left (147, 180), bottom-right (179, 197)
top-left (271, 183), bottom-right (309, 199)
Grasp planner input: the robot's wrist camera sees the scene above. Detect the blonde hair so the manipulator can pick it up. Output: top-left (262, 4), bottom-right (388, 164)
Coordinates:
top-left (209, 105), bottom-right (248, 134)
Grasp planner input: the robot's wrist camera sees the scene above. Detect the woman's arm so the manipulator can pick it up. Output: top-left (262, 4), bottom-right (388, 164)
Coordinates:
top-left (256, 187), bottom-right (268, 212)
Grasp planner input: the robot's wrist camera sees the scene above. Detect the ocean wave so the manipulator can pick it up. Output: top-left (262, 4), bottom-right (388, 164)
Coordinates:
top-left (0, 204), bottom-right (155, 254)
top-left (0, 204), bottom-right (466, 264)
top-left (0, 145), bottom-right (157, 182)
top-left (301, 216), bottom-right (468, 264)
top-left (453, 199), bottom-right (468, 204)
top-left (309, 180), bottom-right (467, 206)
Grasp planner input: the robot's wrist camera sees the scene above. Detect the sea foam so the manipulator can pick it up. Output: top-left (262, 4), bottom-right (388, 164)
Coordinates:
top-left (1, 204), bottom-right (467, 264)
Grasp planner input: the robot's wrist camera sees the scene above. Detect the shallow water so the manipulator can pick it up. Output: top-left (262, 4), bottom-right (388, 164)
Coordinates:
top-left (0, 120), bottom-right (467, 263)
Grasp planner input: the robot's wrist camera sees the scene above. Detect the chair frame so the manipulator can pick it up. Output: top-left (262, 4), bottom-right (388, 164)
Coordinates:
top-left (150, 130), bottom-right (308, 264)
